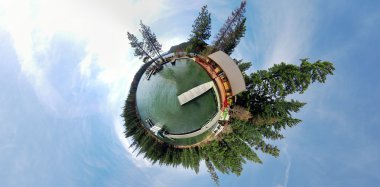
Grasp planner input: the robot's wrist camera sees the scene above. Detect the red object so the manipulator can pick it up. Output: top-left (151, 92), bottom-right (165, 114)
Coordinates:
top-left (223, 98), bottom-right (228, 107)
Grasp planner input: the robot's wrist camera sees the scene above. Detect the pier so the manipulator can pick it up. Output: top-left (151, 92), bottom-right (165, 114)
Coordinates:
top-left (177, 81), bottom-right (214, 105)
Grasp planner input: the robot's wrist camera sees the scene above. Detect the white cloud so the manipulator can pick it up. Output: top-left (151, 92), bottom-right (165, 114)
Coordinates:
top-left (249, 0), bottom-right (316, 69)
top-left (283, 143), bottom-right (292, 187)
top-left (0, 0), bottom-right (278, 178)
top-left (0, 0), bottom-right (179, 166)
top-left (276, 142), bottom-right (292, 187)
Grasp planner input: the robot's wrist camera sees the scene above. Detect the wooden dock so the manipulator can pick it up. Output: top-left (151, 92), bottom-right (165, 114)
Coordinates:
top-left (164, 82), bottom-right (221, 139)
top-left (177, 81), bottom-right (214, 105)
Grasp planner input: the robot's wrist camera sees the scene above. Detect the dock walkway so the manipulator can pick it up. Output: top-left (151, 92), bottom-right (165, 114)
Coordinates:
top-left (165, 83), bottom-right (221, 139)
top-left (177, 81), bottom-right (214, 105)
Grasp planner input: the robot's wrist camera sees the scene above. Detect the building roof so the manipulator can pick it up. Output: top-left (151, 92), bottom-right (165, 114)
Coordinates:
top-left (208, 51), bottom-right (246, 95)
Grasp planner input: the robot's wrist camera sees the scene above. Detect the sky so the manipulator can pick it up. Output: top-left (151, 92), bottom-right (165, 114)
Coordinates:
top-left (0, 0), bottom-right (379, 186)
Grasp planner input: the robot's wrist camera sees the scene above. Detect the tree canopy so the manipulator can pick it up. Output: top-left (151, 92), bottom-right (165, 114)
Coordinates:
top-left (139, 21), bottom-right (165, 62)
top-left (127, 32), bottom-right (154, 63)
top-left (187, 5), bottom-right (212, 53)
top-left (213, 0), bottom-right (247, 55)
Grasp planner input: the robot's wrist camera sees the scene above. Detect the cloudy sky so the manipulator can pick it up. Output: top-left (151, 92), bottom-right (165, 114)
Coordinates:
top-left (0, 0), bottom-right (379, 186)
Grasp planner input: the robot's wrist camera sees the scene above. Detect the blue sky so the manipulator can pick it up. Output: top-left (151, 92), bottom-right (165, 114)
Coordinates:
top-left (0, 0), bottom-right (379, 186)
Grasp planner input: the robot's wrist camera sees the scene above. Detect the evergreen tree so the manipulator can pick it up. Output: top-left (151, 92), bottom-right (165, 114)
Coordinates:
top-left (188, 5), bottom-right (212, 53)
top-left (235, 59), bottom-right (334, 158)
top-left (139, 21), bottom-right (165, 62)
top-left (234, 58), bottom-right (252, 72)
top-left (241, 59), bottom-right (335, 103)
top-left (127, 32), bottom-right (155, 63)
top-left (213, 1), bottom-right (247, 55)
top-left (221, 18), bottom-right (246, 55)
top-left (205, 157), bottom-right (220, 186)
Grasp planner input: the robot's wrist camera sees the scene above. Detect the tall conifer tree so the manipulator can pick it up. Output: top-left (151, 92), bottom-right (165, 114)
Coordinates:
top-left (188, 5), bottom-right (212, 53)
top-left (213, 0), bottom-right (247, 55)
top-left (139, 21), bottom-right (165, 62)
top-left (205, 158), bottom-right (220, 186)
top-left (127, 32), bottom-right (155, 63)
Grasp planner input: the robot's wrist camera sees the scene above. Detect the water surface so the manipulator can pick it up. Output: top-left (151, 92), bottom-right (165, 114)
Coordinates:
top-left (136, 58), bottom-right (217, 134)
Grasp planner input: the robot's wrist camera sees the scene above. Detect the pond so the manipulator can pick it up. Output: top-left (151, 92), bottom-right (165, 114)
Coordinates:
top-left (136, 58), bottom-right (218, 137)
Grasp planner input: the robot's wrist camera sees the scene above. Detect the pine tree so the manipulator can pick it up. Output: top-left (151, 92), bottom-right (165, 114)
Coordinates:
top-left (234, 59), bottom-right (334, 158)
top-left (127, 32), bottom-right (155, 63)
top-left (205, 157), bottom-right (220, 186)
top-left (188, 5), bottom-right (212, 53)
top-left (221, 17), bottom-right (246, 55)
top-left (213, 0), bottom-right (247, 55)
top-left (234, 58), bottom-right (252, 72)
top-left (139, 21), bottom-right (165, 62)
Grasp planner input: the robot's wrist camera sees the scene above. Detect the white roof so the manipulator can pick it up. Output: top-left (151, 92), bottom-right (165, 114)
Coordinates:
top-left (208, 51), bottom-right (246, 95)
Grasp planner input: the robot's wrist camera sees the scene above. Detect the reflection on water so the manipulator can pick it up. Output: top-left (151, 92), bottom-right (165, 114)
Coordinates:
top-left (136, 58), bottom-right (217, 134)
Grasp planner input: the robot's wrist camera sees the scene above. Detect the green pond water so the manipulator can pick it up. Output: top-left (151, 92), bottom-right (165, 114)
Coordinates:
top-left (136, 58), bottom-right (217, 135)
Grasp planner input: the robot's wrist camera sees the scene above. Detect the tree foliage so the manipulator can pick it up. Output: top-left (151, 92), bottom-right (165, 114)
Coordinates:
top-left (219, 17), bottom-right (246, 55)
top-left (187, 5), bottom-right (212, 53)
top-left (205, 157), bottom-right (220, 186)
top-left (235, 59), bottom-right (335, 152)
top-left (127, 32), bottom-right (154, 63)
top-left (237, 59), bottom-right (335, 109)
top-left (139, 21), bottom-right (165, 62)
top-left (234, 58), bottom-right (252, 72)
top-left (213, 1), bottom-right (247, 55)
